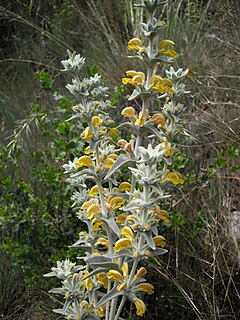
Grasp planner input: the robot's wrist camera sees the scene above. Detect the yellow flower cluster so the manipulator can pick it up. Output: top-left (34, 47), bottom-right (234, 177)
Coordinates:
top-left (122, 70), bottom-right (173, 95)
top-left (128, 37), bottom-right (178, 58)
top-left (106, 263), bottom-right (154, 316)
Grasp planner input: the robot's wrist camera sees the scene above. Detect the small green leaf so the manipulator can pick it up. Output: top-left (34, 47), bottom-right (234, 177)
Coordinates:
top-left (215, 157), bottom-right (227, 168)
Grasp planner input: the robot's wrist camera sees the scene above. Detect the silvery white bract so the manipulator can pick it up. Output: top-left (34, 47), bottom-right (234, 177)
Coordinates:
top-left (71, 190), bottom-right (89, 207)
top-left (66, 173), bottom-right (87, 188)
top-left (91, 86), bottom-right (109, 98)
top-left (61, 50), bottom-right (86, 72)
top-left (66, 77), bottom-right (89, 96)
top-left (44, 259), bottom-right (83, 279)
top-left (62, 159), bottom-right (79, 173)
top-left (130, 163), bottom-right (164, 184)
top-left (173, 83), bottom-right (190, 96)
top-left (53, 92), bottom-right (64, 101)
top-left (166, 66), bottom-right (189, 81)
top-left (138, 144), bottom-right (166, 164)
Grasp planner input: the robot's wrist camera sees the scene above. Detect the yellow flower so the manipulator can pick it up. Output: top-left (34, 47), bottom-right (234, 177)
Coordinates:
top-left (121, 262), bottom-right (129, 277)
top-left (138, 283), bottom-right (154, 294)
top-left (135, 111), bottom-right (144, 127)
top-left (104, 154), bottom-right (118, 169)
top-left (119, 182), bottom-right (131, 192)
top-left (106, 270), bottom-right (123, 282)
top-left (80, 300), bottom-right (89, 308)
top-left (108, 128), bottom-right (119, 136)
top-left (134, 298), bottom-right (146, 316)
top-left (109, 197), bottom-right (126, 210)
top-left (82, 199), bottom-right (100, 218)
top-left (127, 215), bottom-right (136, 223)
top-left (160, 140), bottom-right (172, 157)
top-left (97, 306), bottom-right (105, 317)
top-left (84, 146), bottom-right (90, 154)
top-left (117, 139), bottom-right (128, 148)
top-left (80, 300), bottom-right (94, 313)
top-left (116, 213), bottom-right (127, 224)
top-left (153, 235), bottom-right (166, 247)
top-left (116, 282), bottom-right (127, 291)
top-left (92, 218), bottom-right (103, 230)
top-left (153, 207), bottom-right (170, 223)
top-left (122, 70), bottom-right (145, 86)
top-left (85, 277), bottom-right (93, 291)
top-left (121, 226), bottom-right (134, 241)
top-left (143, 223), bottom-right (151, 231)
top-left (81, 271), bottom-right (94, 291)
top-left (75, 156), bottom-right (93, 168)
top-left (103, 158), bottom-right (114, 169)
top-left (81, 126), bottom-right (93, 139)
top-left (150, 75), bottom-right (174, 94)
top-left (165, 143), bottom-right (172, 157)
top-left (150, 113), bottom-right (165, 127)
top-left (86, 204), bottom-right (100, 219)
top-left (128, 38), bottom-right (146, 54)
top-left (72, 105), bottom-right (79, 112)
top-left (121, 106), bottom-right (136, 118)
top-left (114, 238), bottom-right (132, 251)
top-left (97, 273), bottom-right (108, 289)
top-left (81, 200), bottom-right (93, 210)
top-left (96, 237), bottom-right (109, 249)
top-left (79, 231), bottom-right (86, 237)
top-left (160, 49), bottom-right (178, 57)
top-left (98, 126), bottom-right (106, 135)
top-left (166, 172), bottom-right (184, 185)
top-left (159, 39), bottom-right (178, 58)
top-left (89, 185), bottom-right (99, 196)
top-left (135, 109), bottom-right (150, 127)
top-left (91, 116), bottom-right (103, 128)
top-left (108, 154), bottom-right (118, 160)
top-left (159, 39), bottom-right (175, 50)
top-left (135, 267), bottom-right (147, 279)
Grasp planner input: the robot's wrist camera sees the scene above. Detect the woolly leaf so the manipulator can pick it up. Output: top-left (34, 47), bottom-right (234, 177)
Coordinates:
top-left (102, 216), bottom-right (120, 236)
top-left (105, 154), bottom-right (134, 179)
top-left (142, 231), bottom-right (156, 250)
top-left (81, 268), bottom-right (108, 280)
top-left (152, 248), bottom-right (168, 256)
top-left (96, 285), bottom-right (123, 308)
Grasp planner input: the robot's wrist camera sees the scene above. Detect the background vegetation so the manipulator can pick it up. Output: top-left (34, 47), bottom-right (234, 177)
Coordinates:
top-left (0, 0), bottom-right (239, 319)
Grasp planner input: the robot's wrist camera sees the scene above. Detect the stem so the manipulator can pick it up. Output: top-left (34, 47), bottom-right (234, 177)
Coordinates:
top-left (113, 295), bottom-right (126, 320)
top-left (105, 279), bottom-right (111, 320)
top-left (94, 145), bottom-right (114, 320)
top-left (109, 292), bottom-right (119, 320)
top-left (95, 145), bottom-right (100, 167)
top-left (127, 258), bottom-right (139, 286)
